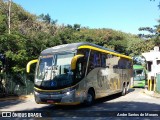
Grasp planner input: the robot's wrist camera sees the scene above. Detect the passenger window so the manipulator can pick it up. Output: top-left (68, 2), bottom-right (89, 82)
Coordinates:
top-left (77, 48), bottom-right (89, 59)
top-left (87, 51), bottom-right (94, 73)
top-left (75, 48), bottom-right (89, 79)
top-left (126, 60), bottom-right (132, 69)
top-left (118, 58), bottom-right (127, 69)
top-left (101, 54), bottom-right (106, 67)
top-left (75, 58), bottom-right (86, 80)
top-left (87, 50), bottom-right (101, 74)
top-left (93, 51), bottom-right (101, 67)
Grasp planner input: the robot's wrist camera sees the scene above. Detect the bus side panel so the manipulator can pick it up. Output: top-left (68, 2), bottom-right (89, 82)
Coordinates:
top-left (85, 67), bottom-right (123, 99)
top-left (76, 49), bottom-right (132, 100)
top-left (85, 56), bottom-right (132, 98)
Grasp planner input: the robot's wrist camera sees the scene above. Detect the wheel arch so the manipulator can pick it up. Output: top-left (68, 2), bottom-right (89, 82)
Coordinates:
top-left (87, 87), bottom-right (95, 99)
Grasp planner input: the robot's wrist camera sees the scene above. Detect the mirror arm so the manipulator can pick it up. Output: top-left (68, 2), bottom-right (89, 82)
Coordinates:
top-left (71, 54), bottom-right (84, 70)
top-left (26, 59), bottom-right (38, 73)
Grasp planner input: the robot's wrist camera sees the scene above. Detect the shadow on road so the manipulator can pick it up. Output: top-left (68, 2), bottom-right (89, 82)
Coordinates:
top-left (128, 88), bottom-right (135, 93)
top-left (1, 88), bottom-right (160, 119)
top-left (25, 101), bottom-right (160, 119)
top-left (52, 88), bottom-right (136, 110)
top-left (0, 88), bottom-right (135, 111)
top-left (26, 88), bottom-right (160, 112)
top-left (0, 100), bottom-right (26, 109)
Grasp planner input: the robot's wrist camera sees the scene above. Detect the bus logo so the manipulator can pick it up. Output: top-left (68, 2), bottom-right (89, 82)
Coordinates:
top-left (50, 81), bottom-right (57, 87)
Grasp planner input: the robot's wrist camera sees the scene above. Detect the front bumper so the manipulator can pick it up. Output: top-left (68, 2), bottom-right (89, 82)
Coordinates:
top-left (34, 89), bottom-right (83, 105)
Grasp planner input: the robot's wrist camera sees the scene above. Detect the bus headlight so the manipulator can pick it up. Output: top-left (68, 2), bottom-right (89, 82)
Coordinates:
top-left (34, 91), bottom-right (39, 95)
top-left (66, 91), bottom-right (70, 95)
top-left (64, 90), bottom-right (75, 96)
top-left (61, 90), bottom-right (75, 103)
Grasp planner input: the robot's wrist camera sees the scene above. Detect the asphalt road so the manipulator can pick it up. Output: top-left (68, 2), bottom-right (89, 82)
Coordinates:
top-left (0, 88), bottom-right (160, 120)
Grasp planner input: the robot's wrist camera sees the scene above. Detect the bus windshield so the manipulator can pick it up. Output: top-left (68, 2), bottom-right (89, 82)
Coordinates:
top-left (134, 69), bottom-right (145, 81)
top-left (35, 53), bottom-right (74, 89)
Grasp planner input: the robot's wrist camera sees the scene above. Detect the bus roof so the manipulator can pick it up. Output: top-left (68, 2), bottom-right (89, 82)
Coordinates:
top-left (41, 42), bottom-right (132, 59)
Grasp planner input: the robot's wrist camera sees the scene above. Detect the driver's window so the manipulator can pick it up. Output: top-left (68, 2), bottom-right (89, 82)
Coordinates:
top-left (75, 58), bottom-right (87, 80)
top-left (75, 48), bottom-right (89, 80)
top-left (76, 61), bottom-right (82, 79)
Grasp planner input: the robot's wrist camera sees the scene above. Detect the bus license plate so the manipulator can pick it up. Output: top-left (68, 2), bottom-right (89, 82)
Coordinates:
top-left (47, 100), bottom-right (54, 103)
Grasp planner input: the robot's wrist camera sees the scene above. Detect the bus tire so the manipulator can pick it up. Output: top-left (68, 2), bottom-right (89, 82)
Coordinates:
top-left (125, 83), bottom-right (129, 94)
top-left (84, 90), bottom-right (95, 106)
top-left (121, 85), bottom-right (126, 96)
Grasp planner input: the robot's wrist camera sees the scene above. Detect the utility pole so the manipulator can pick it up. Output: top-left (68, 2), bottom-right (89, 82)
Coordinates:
top-left (8, 0), bottom-right (11, 34)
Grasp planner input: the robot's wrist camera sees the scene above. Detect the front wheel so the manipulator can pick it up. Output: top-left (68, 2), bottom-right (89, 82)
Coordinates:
top-left (84, 90), bottom-right (95, 106)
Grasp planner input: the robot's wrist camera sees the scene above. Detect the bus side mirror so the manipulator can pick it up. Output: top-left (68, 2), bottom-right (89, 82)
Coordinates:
top-left (71, 54), bottom-right (84, 70)
top-left (26, 59), bottom-right (38, 73)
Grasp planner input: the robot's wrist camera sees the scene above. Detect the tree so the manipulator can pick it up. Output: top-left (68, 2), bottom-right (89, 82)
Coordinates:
top-left (0, 14), bottom-right (7, 34)
top-left (0, 0), bottom-right (147, 74)
top-left (39, 13), bottom-right (57, 24)
top-left (137, 0), bottom-right (160, 49)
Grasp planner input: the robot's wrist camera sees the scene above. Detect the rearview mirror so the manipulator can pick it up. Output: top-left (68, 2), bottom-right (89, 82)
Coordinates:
top-left (26, 59), bottom-right (38, 73)
top-left (71, 54), bottom-right (84, 70)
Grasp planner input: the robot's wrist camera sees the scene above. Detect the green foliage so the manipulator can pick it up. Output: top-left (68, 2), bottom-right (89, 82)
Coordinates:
top-left (138, 0), bottom-right (160, 45)
top-left (0, 0), bottom-right (157, 74)
top-left (154, 36), bottom-right (160, 46)
top-left (0, 14), bottom-right (7, 34)
top-left (128, 40), bottom-right (155, 56)
top-left (0, 34), bottom-right (28, 73)
top-left (39, 13), bottom-right (57, 24)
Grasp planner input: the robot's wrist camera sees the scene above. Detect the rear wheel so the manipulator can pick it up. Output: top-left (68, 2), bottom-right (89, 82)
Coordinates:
top-left (125, 83), bottom-right (130, 94)
top-left (121, 84), bottom-right (126, 96)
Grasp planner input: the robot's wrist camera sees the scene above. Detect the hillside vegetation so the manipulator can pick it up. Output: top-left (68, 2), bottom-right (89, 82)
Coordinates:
top-left (0, 0), bottom-right (156, 73)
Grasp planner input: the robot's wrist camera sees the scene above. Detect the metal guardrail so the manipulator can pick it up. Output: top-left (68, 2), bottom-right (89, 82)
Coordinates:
top-left (156, 74), bottom-right (160, 93)
top-left (0, 73), bottom-right (34, 97)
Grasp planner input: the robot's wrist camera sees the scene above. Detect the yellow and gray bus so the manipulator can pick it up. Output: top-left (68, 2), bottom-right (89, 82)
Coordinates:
top-left (27, 42), bottom-right (133, 105)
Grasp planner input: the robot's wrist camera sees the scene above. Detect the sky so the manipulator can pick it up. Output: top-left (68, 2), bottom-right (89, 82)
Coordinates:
top-left (12, 0), bottom-right (160, 35)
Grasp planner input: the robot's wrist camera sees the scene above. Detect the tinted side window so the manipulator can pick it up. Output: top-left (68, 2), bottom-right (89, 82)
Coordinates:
top-left (77, 48), bottom-right (89, 59)
top-left (87, 50), bottom-right (94, 73)
top-left (93, 51), bottom-right (101, 67)
top-left (126, 60), bottom-right (132, 69)
top-left (76, 48), bottom-right (89, 78)
top-left (101, 54), bottom-right (107, 67)
top-left (118, 58), bottom-right (126, 69)
top-left (87, 50), bottom-right (101, 74)
top-left (118, 58), bottom-right (132, 69)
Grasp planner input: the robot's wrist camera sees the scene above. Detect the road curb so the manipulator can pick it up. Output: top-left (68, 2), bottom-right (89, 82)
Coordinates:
top-left (0, 94), bottom-right (34, 101)
top-left (142, 89), bottom-right (160, 98)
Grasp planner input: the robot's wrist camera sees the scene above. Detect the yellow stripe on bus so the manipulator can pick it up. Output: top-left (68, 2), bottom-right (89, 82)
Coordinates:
top-left (34, 82), bottom-right (79, 92)
top-left (78, 45), bottom-right (132, 59)
top-left (34, 86), bottom-right (68, 92)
